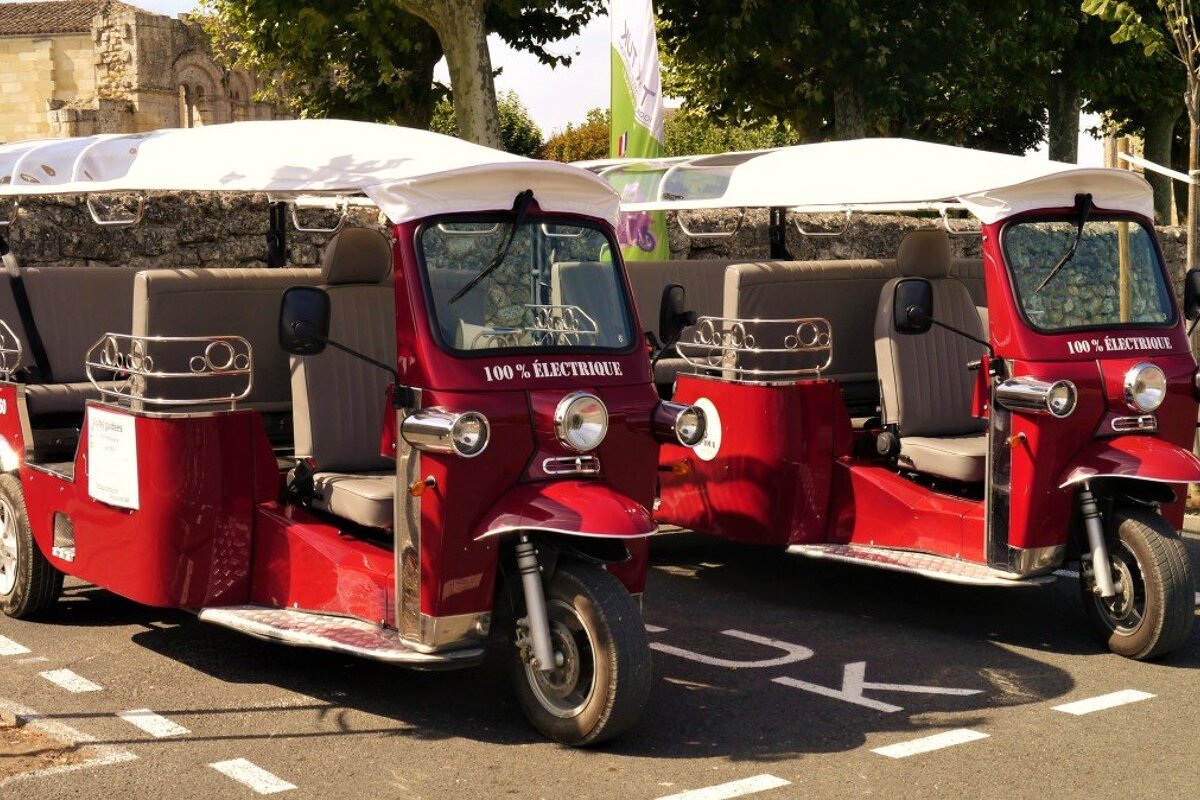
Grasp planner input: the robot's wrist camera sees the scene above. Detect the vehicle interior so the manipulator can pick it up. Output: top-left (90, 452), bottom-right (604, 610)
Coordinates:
top-left (633, 228), bottom-right (989, 488)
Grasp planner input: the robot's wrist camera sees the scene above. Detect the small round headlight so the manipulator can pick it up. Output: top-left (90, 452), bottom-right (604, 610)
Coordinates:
top-left (1046, 380), bottom-right (1077, 418)
top-left (451, 412), bottom-right (489, 457)
top-left (1124, 363), bottom-right (1167, 412)
top-left (555, 392), bottom-right (608, 452)
top-left (675, 406), bottom-right (707, 447)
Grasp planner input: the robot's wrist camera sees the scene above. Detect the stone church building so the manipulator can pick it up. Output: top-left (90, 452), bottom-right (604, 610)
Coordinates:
top-left (0, 0), bottom-right (283, 143)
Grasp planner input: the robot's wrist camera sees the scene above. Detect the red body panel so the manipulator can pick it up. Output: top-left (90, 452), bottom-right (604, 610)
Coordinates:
top-left (251, 503), bottom-right (394, 625)
top-left (25, 404), bottom-right (276, 607)
top-left (1060, 436), bottom-right (1200, 487)
top-left (657, 375), bottom-right (850, 545)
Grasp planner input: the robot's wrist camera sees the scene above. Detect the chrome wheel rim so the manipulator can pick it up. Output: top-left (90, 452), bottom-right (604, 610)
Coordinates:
top-left (1091, 544), bottom-right (1145, 635)
top-left (0, 496), bottom-right (17, 596)
top-left (524, 598), bottom-right (598, 719)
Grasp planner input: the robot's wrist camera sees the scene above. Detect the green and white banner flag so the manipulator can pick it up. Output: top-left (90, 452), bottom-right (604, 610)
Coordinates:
top-left (610, 0), bottom-right (668, 260)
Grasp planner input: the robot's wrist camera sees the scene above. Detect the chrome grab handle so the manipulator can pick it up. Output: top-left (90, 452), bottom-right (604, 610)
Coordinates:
top-left (676, 315), bottom-right (833, 382)
top-left (85, 332), bottom-right (253, 408)
top-left (0, 319), bottom-right (23, 380)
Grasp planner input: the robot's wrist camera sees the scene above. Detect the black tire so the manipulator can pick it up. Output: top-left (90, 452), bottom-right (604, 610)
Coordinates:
top-left (510, 561), bottom-right (651, 746)
top-left (1080, 505), bottom-right (1194, 660)
top-left (0, 473), bottom-right (62, 619)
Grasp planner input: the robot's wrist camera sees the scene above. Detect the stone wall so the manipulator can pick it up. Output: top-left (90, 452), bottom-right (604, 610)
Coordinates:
top-left (2, 194), bottom-right (385, 269)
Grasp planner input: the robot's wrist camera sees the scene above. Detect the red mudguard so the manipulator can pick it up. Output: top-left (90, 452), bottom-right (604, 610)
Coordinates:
top-left (1059, 435), bottom-right (1200, 488)
top-left (471, 480), bottom-right (656, 540)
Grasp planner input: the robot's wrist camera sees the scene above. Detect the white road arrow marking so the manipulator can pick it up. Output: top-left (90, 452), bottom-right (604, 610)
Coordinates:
top-left (773, 662), bottom-right (982, 712)
top-left (649, 629), bottom-right (814, 669)
top-left (0, 635), bottom-right (29, 656)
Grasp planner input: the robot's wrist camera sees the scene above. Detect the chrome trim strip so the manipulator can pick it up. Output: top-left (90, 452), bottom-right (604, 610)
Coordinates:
top-left (542, 455), bottom-right (601, 475)
top-left (396, 389), bottom-right (423, 644)
top-left (1110, 414), bottom-right (1156, 433)
top-left (404, 611), bottom-right (492, 654)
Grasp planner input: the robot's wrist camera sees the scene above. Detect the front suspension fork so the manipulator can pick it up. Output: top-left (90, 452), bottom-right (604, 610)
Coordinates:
top-left (1079, 482), bottom-right (1117, 598)
top-left (515, 534), bottom-right (556, 671)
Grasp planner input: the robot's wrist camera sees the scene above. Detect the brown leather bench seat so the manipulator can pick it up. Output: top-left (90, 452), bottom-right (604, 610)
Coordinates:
top-left (0, 267), bottom-right (143, 417)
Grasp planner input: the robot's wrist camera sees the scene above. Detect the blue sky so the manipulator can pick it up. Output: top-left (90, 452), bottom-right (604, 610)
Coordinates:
top-left (6, 0), bottom-right (1105, 163)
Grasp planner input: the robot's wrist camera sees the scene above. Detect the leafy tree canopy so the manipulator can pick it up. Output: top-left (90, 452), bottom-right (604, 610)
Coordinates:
top-left (431, 91), bottom-right (544, 157)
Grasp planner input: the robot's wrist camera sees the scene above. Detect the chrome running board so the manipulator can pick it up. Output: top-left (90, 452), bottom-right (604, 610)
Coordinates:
top-left (198, 606), bottom-right (485, 669)
top-left (785, 544), bottom-right (1056, 588)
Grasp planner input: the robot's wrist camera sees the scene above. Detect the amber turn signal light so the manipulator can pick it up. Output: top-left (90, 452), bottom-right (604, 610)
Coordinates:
top-left (408, 476), bottom-right (436, 497)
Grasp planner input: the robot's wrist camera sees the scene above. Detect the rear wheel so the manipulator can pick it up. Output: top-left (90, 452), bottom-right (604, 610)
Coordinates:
top-left (0, 473), bottom-right (62, 619)
top-left (1081, 506), bottom-right (1194, 660)
top-left (510, 561), bottom-right (651, 746)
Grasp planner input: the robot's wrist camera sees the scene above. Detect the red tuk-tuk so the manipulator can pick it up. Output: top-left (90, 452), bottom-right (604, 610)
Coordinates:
top-left (590, 139), bottom-right (1199, 660)
top-left (0, 120), bottom-right (707, 744)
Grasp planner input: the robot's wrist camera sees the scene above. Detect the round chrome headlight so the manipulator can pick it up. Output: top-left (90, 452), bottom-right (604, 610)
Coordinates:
top-left (555, 392), bottom-right (608, 452)
top-left (674, 406), bottom-right (706, 447)
top-left (451, 412), bottom-right (490, 457)
top-left (1046, 380), bottom-right (1077, 418)
top-left (1124, 363), bottom-right (1167, 412)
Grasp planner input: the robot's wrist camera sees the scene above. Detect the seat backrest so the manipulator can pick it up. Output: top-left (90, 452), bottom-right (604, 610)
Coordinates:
top-left (132, 267), bottom-right (322, 410)
top-left (725, 259), bottom-right (898, 394)
top-left (292, 228), bottom-right (396, 473)
top-left (623, 259), bottom-right (736, 335)
top-left (19, 267), bottom-right (142, 382)
top-left (875, 230), bottom-right (986, 437)
top-left (949, 257), bottom-right (988, 331)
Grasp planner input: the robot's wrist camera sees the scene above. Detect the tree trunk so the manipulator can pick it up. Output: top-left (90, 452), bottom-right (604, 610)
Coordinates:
top-left (832, 87), bottom-right (866, 141)
top-left (403, 0), bottom-right (501, 149)
top-left (1145, 106), bottom-right (1183, 225)
top-left (1047, 76), bottom-right (1080, 163)
top-left (1188, 102), bottom-right (1199, 274)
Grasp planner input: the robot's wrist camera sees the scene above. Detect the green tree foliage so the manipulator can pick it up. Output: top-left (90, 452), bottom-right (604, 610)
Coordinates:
top-left (203, 0), bottom-right (603, 146)
top-left (663, 110), bottom-right (799, 156)
top-left (656, 1), bottom-right (1053, 154)
top-left (430, 91), bottom-right (544, 156)
top-left (203, 0), bottom-right (443, 127)
top-left (539, 109), bottom-right (611, 162)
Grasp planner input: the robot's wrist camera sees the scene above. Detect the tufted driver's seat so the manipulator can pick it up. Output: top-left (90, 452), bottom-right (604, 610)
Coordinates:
top-left (291, 228), bottom-right (397, 528)
top-left (874, 230), bottom-right (987, 483)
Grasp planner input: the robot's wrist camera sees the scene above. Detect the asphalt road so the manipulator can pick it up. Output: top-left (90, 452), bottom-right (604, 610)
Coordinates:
top-left (2, 531), bottom-right (1200, 799)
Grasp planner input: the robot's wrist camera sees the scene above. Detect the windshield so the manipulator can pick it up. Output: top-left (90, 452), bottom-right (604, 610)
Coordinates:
top-left (1003, 218), bottom-right (1174, 332)
top-left (418, 216), bottom-right (634, 353)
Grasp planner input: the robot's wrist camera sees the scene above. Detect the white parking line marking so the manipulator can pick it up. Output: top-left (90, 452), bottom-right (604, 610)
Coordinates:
top-left (0, 698), bottom-right (137, 787)
top-left (115, 709), bottom-right (189, 738)
top-left (655, 774), bottom-right (791, 800)
top-left (0, 635), bottom-right (30, 656)
top-left (210, 759), bottom-right (296, 794)
top-left (645, 624), bottom-right (667, 633)
top-left (1052, 689), bottom-right (1154, 715)
top-left (1194, 592), bottom-right (1199, 607)
top-left (872, 728), bottom-right (989, 758)
top-left (775, 662), bottom-right (981, 713)
top-left (15, 656), bottom-right (48, 664)
top-left (1054, 568), bottom-right (1079, 579)
top-left (39, 669), bottom-right (103, 693)
top-left (651, 630), bottom-right (813, 669)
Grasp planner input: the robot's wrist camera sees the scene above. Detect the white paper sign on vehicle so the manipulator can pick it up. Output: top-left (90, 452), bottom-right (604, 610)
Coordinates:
top-left (87, 406), bottom-right (140, 510)
top-left (692, 397), bottom-right (722, 462)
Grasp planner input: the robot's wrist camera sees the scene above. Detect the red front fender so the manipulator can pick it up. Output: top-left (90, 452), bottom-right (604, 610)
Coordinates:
top-left (472, 480), bottom-right (657, 540)
top-left (1059, 436), bottom-right (1200, 488)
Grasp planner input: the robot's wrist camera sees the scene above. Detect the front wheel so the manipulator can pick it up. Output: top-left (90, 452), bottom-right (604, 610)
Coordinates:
top-left (1081, 505), bottom-right (1194, 660)
top-left (510, 561), bottom-right (651, 746)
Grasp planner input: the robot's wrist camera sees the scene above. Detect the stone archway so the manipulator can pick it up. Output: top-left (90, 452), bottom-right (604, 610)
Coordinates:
top-left (173, 51), bottom-right (226, 128)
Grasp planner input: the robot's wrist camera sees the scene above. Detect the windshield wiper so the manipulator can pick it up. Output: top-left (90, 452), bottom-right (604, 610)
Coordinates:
top-left (449, 189), bottom-right (535, 305)
top-left (1035, 193), bottom-right (1094, 294)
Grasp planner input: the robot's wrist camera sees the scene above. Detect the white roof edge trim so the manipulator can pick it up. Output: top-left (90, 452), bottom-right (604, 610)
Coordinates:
top-left (597, 139), bottom-right (1155, 224)
top-left (0, 120), bottom-right (621, 226)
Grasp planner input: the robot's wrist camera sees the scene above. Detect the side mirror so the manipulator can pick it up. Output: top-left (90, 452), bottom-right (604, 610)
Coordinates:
top-left (279, 286), bottom-right (331, 355)
top-left (1185, 269), bottom-right (1200, 321)
top-left (659, 283), bottom-right (696, 346)
top-left (893, 277), bottom-right (934, 335)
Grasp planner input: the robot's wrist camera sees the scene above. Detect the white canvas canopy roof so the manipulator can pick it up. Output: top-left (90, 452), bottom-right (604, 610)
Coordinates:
top-left (590, 138), bottom-right (1153, 224)
top-left (0, 119), bottom-right (620, 225)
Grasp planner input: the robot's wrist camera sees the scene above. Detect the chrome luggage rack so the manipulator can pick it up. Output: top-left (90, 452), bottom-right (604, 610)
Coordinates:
top-left (0, 320), bottom-right (24, 381)
top-left (470, 303), bottom-right (599, 348)
top-left (86, 333), bottom-right (253, 408)
top-left (676, 316), bottom-right (833, 383)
